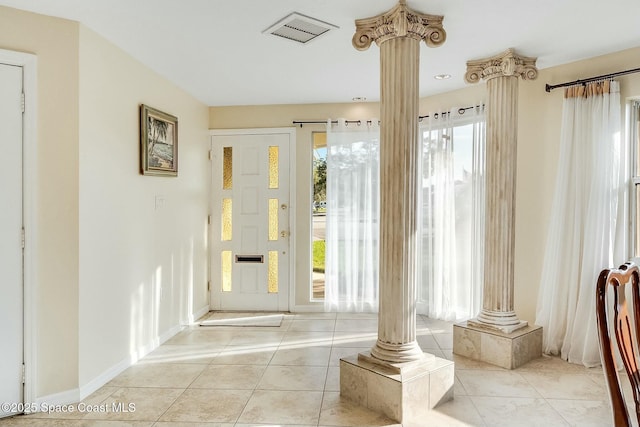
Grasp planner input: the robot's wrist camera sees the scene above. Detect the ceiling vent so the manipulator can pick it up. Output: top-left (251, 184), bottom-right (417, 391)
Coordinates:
top-left (263, 12), bottom-right (338, 44)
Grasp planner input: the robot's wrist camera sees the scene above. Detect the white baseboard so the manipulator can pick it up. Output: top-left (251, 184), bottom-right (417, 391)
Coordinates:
top-left (77, 323), bottom-right (184, 401)
top-left (159, 324), bottom-right (183, 344)
top-left (35, 387), bottom-right (80, 409)
top-left (290, 303), bottom-right (325, 313)
top-left (34, 306), bottom-right (206, 406)
top-left (78, 356), bottom-right (131, 401)
top-left (189, 304), bottom-right (210, 324)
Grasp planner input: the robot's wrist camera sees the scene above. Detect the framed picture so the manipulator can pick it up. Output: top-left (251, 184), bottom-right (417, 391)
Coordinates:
top-left (140, 104), bottom-right (178, 176)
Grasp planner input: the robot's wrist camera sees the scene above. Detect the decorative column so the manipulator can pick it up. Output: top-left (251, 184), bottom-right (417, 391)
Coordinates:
top-left (453, 48), bottom-right (543, 369)
top-left (339, 2), bottom-right (454, 422)
top-left (353, 0), bottom-right (445, 364)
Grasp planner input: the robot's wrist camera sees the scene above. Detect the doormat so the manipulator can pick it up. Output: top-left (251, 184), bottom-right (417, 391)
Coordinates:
top-left (199, 312), bottom-right (284, 327)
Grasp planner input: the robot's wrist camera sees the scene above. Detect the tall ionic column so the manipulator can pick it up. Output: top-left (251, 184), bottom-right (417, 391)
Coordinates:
top-left (340, 2), bottom-right (454, 423)
top-left (453, 49), bottom-right (542, 370)
top-left (352, 0), bottom-right (445, 363)
top-left (466, 49), bottom-right (537, 333)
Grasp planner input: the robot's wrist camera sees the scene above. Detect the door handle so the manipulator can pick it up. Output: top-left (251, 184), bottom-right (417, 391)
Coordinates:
top-left (280, 230), bottom-right (290, 238)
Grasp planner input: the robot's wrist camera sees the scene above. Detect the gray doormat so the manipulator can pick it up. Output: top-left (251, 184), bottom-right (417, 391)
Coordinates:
top-left (199, 312), bottom-right (284, 327)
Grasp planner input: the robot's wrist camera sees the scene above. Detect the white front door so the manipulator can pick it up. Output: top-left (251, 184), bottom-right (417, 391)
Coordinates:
top-left (0, 62), bottom-right (24, 418)
top-left (210, 128), bottom-right (293, 311)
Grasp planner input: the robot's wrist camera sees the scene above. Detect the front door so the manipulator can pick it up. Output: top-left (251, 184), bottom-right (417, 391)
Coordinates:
top-left (210, 128), bottom-right (293, 311)
top-left (0, 62), bottom-right (24, 418)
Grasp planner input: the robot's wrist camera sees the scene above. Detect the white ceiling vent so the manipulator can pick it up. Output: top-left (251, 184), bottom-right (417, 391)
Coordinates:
top-left (264, 12), bottom-right (338, 44)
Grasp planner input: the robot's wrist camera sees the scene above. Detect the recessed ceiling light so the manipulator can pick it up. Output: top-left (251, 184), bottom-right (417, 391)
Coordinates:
top-left (434, 74), bottom-right (451, 80)
top-left (352, 97), bottom-right (367, 102)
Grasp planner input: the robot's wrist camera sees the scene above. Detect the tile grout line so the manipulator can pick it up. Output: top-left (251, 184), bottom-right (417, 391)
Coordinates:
top-left (152, 388), bottom-right (185, 425)
top-left (315, 317), bottom-right (339, 427)
top-left (464, 394), bottom-right (490, 427)
top-left (517, 370), bottom-right (590, 427)
top-left (227, 321), bottom-right (283, 426)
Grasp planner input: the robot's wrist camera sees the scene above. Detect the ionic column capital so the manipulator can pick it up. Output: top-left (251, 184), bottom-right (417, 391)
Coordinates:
top-left (353, 0), bottom-right (446, 50)
top-left (465, 48), bottom-right (538, 84)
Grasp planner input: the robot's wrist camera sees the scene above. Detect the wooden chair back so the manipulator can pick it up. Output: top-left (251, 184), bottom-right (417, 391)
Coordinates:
top-left (596, 262), bottom-right (640, 427)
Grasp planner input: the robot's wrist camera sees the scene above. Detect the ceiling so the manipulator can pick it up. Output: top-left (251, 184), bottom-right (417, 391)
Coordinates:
top-left (2, 0), bottom-right (639, 106)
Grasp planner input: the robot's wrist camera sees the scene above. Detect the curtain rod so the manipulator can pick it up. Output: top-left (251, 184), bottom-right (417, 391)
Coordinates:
top-left (545, 67), bottom-right (640, 93)
top-left (292, 105), bottom-right (482, 127)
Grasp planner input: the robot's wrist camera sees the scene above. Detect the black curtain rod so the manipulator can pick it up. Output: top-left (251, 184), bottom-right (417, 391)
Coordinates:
top-left (545, 67), bottom-right (640, 93)
top-left (292, 105), bottom-right (482, 127)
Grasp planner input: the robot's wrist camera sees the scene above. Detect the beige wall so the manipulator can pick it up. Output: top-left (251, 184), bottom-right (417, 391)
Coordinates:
top-left (210, 46), bottom-right (640, 322)
top-left (0, 6), bottom-right (80, 397)
top-left (78, 26), bottom-right (210, 389)
top-left (0, 6), bottom-right (210, 401)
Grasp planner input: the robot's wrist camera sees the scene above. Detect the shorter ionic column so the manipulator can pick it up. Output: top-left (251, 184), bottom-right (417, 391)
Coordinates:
top-left (453, 49), bottom-right (543, 369)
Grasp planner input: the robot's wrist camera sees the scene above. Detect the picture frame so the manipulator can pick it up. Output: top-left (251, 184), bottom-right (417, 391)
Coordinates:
top-left (140, 104), bottom-right (178, 176)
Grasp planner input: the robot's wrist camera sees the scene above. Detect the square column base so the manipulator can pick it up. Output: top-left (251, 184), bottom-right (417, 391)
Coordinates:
top-left (453, 321), bottom-right (542, 369)
top-left (340, 351), bottom-right (454, 424)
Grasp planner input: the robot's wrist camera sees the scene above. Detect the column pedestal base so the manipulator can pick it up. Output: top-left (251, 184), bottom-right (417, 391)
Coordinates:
top-left (468, 317), bottom-right (528, 334)
top-left (453, 321), bottom-right (542, 369)
top-left (340, 351), bottom-right (454, 423)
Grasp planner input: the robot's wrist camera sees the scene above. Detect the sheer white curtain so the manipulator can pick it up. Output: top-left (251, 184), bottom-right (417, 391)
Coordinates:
top-left (324, 118), bottom-right (380, 312)
top-left (418, 107), bottom-right (486, 320)
top-left (536, 81), bottom-right (627, 367)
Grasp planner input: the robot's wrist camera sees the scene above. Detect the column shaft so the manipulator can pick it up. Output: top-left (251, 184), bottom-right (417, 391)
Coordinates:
top-left (477, 75), bottom-right (520, 327)
top-left (371, 37), bottom-right (423, 362)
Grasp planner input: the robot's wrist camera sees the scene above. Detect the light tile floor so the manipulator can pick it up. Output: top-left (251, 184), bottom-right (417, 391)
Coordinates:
top-left (0, 313), bottom-right (623, 427)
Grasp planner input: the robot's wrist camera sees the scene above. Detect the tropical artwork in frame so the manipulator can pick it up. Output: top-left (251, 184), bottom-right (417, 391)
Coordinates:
top-left (140, 104), bottom-right (178, 176)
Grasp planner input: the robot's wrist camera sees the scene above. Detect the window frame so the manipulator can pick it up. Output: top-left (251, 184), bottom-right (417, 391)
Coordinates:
top-left (629, 99), bottom-right (640, 260)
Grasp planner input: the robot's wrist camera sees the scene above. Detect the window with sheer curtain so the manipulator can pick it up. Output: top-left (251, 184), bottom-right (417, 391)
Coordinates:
top-left (324, 118), bottom-right (380, 312)
top-left (323, 110), bottom-right (486, 319)
top-left (417, 107), bottom-right (486, 320)
top-left (536, 81), bottom-right (627, 367)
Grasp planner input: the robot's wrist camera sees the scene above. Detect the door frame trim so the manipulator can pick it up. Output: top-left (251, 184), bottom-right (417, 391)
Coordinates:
top-left (209, 127), bottom-right (296, 312)
top-left (0, 49), bottom-right (38, 408)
